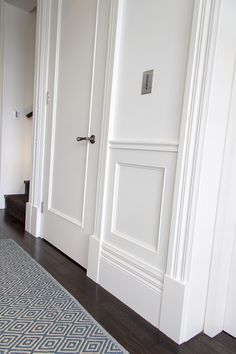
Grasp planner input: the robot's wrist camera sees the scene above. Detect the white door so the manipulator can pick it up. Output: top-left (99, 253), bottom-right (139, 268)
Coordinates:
top-left (42, 0), bottom-right (109, 268)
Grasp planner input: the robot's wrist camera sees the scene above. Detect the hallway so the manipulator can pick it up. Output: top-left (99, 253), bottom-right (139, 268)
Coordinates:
top-left (0, 210), bottom-right (235, 354)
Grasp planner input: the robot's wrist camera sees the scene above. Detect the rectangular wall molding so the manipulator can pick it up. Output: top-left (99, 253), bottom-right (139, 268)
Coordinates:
top-left (111, 161), bottom-right (166, 254)
top-left (102, 146), bottom-right (177, 271)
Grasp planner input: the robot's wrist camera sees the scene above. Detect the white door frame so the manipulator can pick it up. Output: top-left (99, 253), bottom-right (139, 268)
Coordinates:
top-left (0, 0), bottom-right (4, 209)
top-left (26, 0), bottom-right (234, 344)
top-left (160, 0), bottom-right (236, 344)
top-left (204, 63), bottom-right (236, 336)
top-left (159, 0), bottom-right (222, 343)
top-left (25, 0), bottom-right (51, 236)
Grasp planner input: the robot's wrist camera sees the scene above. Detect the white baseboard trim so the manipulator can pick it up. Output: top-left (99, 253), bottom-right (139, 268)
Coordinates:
top-left (204, 324), bottom-right (222, 339)
top-left (25, 202), bottom-right (31, 232)
top-left (25, 203), bottom-right (42, 237)
top-left (159, 275), bottom-right (187, 344)
top-left (0, 196), bottom-right (5, 209)
top-left (160, 274), bottom-right (206, 344)
top-left (98, 242), bottom-right (163, 327)
top-left (87, 235), bottom-right (100, 282)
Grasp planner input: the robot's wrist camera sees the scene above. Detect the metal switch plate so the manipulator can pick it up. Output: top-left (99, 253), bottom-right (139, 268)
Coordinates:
top-left (141, 70), bottom-right (154, 95)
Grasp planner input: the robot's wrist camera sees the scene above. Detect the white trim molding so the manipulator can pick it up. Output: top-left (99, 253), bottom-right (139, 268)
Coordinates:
top-left (160, 0), bottom-right (223, 344)
top-left (87, 0), bottom-right (120, 281)
top-left (109, 140), bottom-right (178, 153)
top-left (99, 241), bottom-right (164, 327)
top-left (25, 0), bottom-right (51, 236)
top-left (111, 162), bottom-right (166, 255)
top-left (204, 44), bottom-right (236, 338)
top-left (102, 242), bottom-right (164, 292)
top-left (0, 0), bottom-right (4, 209)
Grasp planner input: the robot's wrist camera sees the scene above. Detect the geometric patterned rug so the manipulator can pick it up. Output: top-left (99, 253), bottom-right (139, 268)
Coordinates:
top-left (0, 240), bottom-right (128, 353)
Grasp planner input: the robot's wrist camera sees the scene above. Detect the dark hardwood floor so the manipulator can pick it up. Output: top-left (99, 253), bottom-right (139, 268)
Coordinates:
top-left (0, 209), bottom-right (235, 354)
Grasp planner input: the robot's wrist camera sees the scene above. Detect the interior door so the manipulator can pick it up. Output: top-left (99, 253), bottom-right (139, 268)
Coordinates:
top-left (42, 0), bottom-right (109, 268)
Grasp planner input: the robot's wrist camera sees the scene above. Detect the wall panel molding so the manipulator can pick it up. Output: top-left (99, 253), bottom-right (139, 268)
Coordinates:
top-left (48, 208), bottom-right (82, 227)
top-left (111, 162), bottom-right (165, 254)
top-left (102, 147), bottom-right (177, 272)
top-left (109, 140), bottom-right (178, 152)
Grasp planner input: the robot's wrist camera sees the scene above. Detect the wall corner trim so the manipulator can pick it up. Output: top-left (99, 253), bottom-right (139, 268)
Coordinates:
top-left (25, 203), bottom-right (42, 238)
top-left (159, 275), bottom-right (187, 344)
top-left (87, 235), bottom-right (101, 282)
top-left (26, 0), bottom-right (51, 237)
top-left (160, 0), bottom-right (222, 343)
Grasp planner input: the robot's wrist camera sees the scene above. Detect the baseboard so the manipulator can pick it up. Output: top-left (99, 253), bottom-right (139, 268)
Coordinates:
top-left (0, 195), bottom-right (5, 209)
top-left (204, 325), bottom-right (222, 338)
top-left (98, 242), bottom-right (163, 327)
top-left (87, 235), bottom-right (100, 282)
top-left (159, 275), bottom-right (187, 344)
top-left (25, 203), bottom-right (42, 237)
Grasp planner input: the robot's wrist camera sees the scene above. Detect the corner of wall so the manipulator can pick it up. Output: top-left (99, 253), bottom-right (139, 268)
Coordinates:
top-left (159, 0), bottom-right (224, 344)
top-left (25, 202), bottom-right (42, 238)
top-left (159, 275), bottom-right (187, 344)
top-left (86, 235), bottom-right (101, 282)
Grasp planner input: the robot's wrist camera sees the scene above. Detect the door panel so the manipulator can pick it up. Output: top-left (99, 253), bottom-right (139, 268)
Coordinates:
top-left (43, 0), bottom-right (110, 268)
top-left (50, 0), bottom-right (96, 224)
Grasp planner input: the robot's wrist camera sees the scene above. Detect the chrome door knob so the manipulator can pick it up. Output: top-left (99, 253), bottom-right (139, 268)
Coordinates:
top-left (76, 135), bottom-right (96, 144)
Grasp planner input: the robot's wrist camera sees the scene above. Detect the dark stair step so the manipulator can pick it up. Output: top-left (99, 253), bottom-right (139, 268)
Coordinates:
top-left (24, 180), bottom-right (30, 200)
top-left (5, 194), bottom-right (28, 224)
top-left (4, 180), bottom-right (30, 224)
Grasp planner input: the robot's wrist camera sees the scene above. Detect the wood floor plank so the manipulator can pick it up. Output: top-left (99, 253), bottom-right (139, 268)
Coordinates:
top-left (0, 210), bottom-right (235, 354)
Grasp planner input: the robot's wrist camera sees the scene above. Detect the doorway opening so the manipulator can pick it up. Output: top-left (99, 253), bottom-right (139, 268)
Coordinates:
top-left (0, 0), bottom-right (37, 225)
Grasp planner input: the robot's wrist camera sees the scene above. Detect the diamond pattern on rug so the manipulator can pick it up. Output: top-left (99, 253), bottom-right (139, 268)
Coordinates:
top-left (0, 240), bottom-right (128, 353)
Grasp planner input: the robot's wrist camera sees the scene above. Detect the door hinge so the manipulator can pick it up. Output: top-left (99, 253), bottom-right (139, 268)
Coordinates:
top-left (41, 201), bottom-right (44, 213)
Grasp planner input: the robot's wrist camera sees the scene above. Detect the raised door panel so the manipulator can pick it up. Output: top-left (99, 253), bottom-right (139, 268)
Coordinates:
top-left (48, 0), bottom-right (97, 226)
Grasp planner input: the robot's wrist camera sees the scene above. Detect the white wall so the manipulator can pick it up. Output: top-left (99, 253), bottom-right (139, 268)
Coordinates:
top-left (0, 2), bottom-right (36, 207)
top-left (111, 0), bottom-right (194, 143)
top-left (96, 0), bottom-right (194, 328)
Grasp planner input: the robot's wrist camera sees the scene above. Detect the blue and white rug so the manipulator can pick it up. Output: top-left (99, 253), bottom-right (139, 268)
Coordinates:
top-left (0, 239), bottom-right (128, 354)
